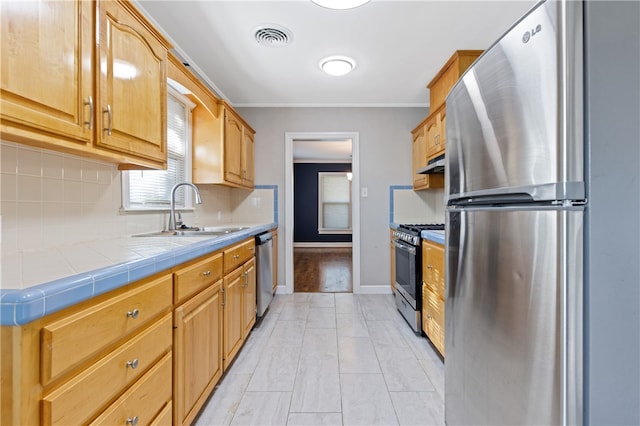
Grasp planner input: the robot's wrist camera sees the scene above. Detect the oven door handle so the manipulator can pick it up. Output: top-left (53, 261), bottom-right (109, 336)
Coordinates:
top-left (393, 240), bottom-right (416, 255)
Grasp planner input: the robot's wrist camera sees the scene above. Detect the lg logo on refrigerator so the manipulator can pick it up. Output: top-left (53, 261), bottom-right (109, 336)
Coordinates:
top-left (522, 24), bottom-right (542, 43)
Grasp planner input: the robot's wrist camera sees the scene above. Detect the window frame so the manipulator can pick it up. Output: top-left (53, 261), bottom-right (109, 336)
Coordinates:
top-left (121, 85), bottom-right (196, 212)
top-left (317, 171), bottom-right (352, 234)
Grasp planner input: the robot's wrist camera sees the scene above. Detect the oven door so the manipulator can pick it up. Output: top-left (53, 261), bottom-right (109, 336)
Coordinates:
top-left (394, 239), bottom-right (418, 309)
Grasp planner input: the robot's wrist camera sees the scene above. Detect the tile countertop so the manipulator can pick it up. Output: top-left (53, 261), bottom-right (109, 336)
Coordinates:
top-left (422, 230), bottom-right (445, 245)
top-left (0, 223), bottom-right (277, 326)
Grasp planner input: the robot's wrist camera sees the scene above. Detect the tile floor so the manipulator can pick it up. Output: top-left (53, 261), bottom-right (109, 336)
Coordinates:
top-left (194, 293), bottom-right (445, 426)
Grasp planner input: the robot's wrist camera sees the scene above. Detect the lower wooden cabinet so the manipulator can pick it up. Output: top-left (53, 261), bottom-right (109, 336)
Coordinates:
top-left (422, 284), bottom-right (445, 356)
top-left (421, 239), bottom-right (446, 357)
top-left (173, 281), bottom-right (223, 426)
top-left (223, 264), bottom-right (245, 370)
top-left (242, 257), bottom-right (256, 339)
top-left (0, 237), bottom-right (258, 426)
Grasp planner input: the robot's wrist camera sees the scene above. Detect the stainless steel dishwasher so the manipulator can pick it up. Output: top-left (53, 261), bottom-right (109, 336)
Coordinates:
top-left (255, 232), bottom-right (273, 317)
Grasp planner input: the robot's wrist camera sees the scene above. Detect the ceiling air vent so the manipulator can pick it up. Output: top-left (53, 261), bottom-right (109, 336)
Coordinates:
top-left (254, 24), bottom-right (293, 48)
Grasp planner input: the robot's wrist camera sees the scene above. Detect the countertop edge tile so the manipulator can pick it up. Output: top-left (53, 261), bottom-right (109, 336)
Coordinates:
top-left (0, 222), bottom-right (277, 326)
top-left (421, 230), bottom-right (445, 245)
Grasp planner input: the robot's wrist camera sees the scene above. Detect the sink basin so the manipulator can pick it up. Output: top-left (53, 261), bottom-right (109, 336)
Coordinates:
top-left (133, 226), bottom-right (248, 238)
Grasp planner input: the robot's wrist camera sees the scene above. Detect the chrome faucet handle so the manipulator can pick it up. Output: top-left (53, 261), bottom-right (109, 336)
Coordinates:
top-left (175, 211), bottom-right (183, 228)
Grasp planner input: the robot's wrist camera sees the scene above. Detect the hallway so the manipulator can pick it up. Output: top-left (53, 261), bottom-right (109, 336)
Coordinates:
top-left (294, 248), bottom-right (353, 293)
top-left (194, 293), bottom-right (445, 425)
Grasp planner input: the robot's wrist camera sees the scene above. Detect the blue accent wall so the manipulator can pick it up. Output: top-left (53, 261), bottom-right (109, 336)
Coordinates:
top-left (294, 163), bottom-right (352, 243)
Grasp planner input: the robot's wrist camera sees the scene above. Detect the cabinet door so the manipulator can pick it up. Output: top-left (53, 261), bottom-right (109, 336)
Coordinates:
top-left (96, 0), bottom-right (167, 164)
top-left (423, 286), bottom-right (445, 357)
top-left (242, 129), bottom-right (255, 188)
top-left (242, 257), bottom-right (256, 339)
top-left (438, 108), bottom-right (447, 155)
top-left (174, 282), bottom-right (223, 426)
top-left (1, 0), bottom-right (93, 145)
top-left (412, 126), bottom-right (427, 188)
top-left (425, 114), bottom-right (439, 159)
top-left (223, 266), bottom-right (244, 370)
top-left (223, 109), bottom-right (243, 185)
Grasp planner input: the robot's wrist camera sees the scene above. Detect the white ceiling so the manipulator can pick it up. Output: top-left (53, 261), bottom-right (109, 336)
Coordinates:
top-left (135, 0), bottom-right (536, 107)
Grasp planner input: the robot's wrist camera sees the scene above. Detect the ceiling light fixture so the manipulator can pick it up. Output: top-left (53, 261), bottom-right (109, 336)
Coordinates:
top-left (311, 0), bottom-right (371, 10)
top-left (320, 56), bottom-right (355, 76)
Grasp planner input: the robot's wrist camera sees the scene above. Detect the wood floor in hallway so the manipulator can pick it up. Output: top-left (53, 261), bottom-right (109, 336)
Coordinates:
top-left (294, 247), bottom-right (352, 293)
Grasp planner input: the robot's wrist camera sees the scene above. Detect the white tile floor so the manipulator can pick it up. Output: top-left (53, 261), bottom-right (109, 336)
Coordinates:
top-left (194, 293), bottom-right (445, 426)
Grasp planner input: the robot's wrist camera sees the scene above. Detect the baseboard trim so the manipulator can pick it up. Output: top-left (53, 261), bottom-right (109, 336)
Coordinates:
top-left (293, 242), bottom-right (353, 248)
top-left (355, 285), bottom-right (394, 295)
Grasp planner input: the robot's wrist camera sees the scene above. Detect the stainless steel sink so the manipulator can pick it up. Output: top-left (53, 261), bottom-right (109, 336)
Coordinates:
top-left (133, 226), bottom-right (248, 238)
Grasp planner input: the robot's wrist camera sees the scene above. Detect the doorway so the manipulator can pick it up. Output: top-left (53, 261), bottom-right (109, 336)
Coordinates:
top-left (284, 132), bottom-right (361, 294)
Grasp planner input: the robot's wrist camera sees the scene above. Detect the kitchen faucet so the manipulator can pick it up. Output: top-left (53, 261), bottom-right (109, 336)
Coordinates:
top-left (168, 182), bottom-right (202, 231)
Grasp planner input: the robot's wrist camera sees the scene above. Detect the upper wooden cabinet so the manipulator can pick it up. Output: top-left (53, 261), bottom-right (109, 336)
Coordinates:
top-left (427, 50), bottom-right (483, 111)
top-left (95, 0), bottom-right (168, 167)
top-left (219, 103), bottom-right (256, 189)
top-left (0, 0), bottom-right (170, 169)
top-left (411, 121), bottom-right (444, 190)
top-left (1, 0), bottom-right (93, 146)
top-left (171, 54), bottom-right (257, 190)
top-left (411, 50), bottom-right (481, 188)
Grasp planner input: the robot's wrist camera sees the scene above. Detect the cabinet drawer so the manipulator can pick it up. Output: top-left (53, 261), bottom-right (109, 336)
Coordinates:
top-left (41, 274), bottom-right (172, 384)
top-left (150, 401), bottom-right (172, 426)
top-left (42, 313), bottom-right (172, 425)
top-left (89, 352), bottom-right (172, 426)
top-left (223, 239), bottom-right (255, 274)
top-left (174, 252), bottom-right (223, 304)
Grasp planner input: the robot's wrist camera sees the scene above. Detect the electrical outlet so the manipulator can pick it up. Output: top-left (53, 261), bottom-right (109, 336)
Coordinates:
top-left (361, 187), bottom-right (368, 197)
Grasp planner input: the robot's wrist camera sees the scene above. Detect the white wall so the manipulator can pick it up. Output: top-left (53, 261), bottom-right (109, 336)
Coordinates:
top-left (237, 106), bottom-right (427, 288)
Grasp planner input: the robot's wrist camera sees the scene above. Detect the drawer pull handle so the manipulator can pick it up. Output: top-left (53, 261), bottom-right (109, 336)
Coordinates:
top-left (126, 416), bottom-right (139, 426)
top-left (248, 247), bottom-right (255, 251)
top-left (233, 254), bottom-right (240, 259)
top-left (126, 309), bottom-right (139, 319)
top-left (84, 96), bottom-right (93, 129)
top-left (126, 358), bottom-right (139, 369)
top-left (427, 265), bottom-right (433, 270)
top-left (203, 271), bottom-right (211, 277)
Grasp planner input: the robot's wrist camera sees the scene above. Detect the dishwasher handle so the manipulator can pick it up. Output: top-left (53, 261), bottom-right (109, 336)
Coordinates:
top-left (255, 232), bottom-right (273, 245)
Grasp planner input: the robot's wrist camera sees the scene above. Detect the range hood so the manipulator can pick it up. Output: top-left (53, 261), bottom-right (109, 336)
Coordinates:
top-left (417, 155), bottom-right (445, 174)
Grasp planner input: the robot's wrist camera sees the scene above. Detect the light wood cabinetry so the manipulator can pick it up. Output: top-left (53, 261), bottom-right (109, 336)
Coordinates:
top-left (0, 0), bottom-right (170, 170)
top-left (411, 122), bottom-right (445, 190)
top-left (1, 272), bottom-right (173, 425)
top-left (95, 0), bottom-right (168, 167)
top-left (223, 264), bottom-right (245, 370)
top-left (191, 99), bottom-right (256, 190)
top-left (173, 252), bottom-right (224, 426)
top-left (422, 239), bottom-right (446, 356)
top-left (222, 238), bottom-right (256, 369)
top-left (0, 236), bottom-right (260, 425)
top-left (411, 50), bottom-right (481, 190)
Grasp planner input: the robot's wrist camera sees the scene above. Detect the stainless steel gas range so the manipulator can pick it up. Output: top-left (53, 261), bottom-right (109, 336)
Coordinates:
top-left (392, 223), bottom-right (444, 332)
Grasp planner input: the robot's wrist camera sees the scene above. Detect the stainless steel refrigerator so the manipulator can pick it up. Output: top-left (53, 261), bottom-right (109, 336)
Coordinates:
top-left (444, 0), bottom-right (640, 424)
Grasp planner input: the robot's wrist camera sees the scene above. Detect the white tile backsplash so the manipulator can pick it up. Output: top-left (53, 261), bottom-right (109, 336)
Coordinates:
top-left (392, 187), bottom-right (445, 224)
top-left (1, 141), bottom-right (277, 288)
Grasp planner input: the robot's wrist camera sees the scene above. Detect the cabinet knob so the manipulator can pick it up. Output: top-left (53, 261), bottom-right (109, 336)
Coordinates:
top-left (427, 264), bottom-right (433, 270)
top-left (126, 358), bottom-right (139, 369)
top-left (233, 254), bottom-right (240, 259)
top-left (126, 416), bottom-right (139, 426)
top-left (203, 270), bottom-right (211, 277)
top-left (126, 309), bottom-right (140, 319)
